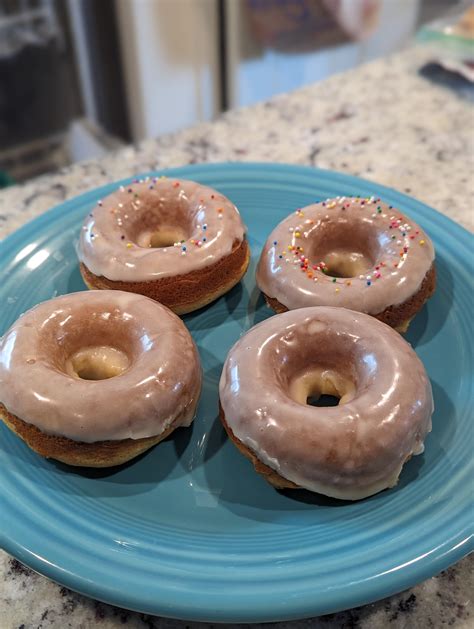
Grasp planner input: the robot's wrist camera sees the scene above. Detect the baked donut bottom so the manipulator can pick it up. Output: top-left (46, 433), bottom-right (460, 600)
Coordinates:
top-left (263, 263), bottom-right (436, 333)
top-left (0, 403), bottom-right (185, 468)
top-left (219, 404), bottom-right (298, 490)
top-left (220, 406), bottom-right (415, 497)
top-left (80, 239), bottom-right (250, 315)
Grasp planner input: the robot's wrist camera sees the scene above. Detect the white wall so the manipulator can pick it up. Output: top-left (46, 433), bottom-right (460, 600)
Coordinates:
top-left (115, 0), bottom-right (220, 142)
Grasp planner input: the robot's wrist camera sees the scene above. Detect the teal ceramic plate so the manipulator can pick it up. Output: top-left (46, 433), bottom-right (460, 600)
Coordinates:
top-left (0, 163), bottom-right (472, 622)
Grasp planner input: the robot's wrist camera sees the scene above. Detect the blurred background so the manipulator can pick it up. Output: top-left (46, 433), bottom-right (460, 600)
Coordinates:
top-left (0, 0), bottom-right (464, 185)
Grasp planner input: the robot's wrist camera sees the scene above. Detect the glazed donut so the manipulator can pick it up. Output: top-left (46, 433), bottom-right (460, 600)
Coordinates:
top-left (0, 291), bottom-right (201, 467)
top-left (79, 177), bottom-right (250, 314)
top-left (256, 197), bottom-right (436, 331)
top-left (219, 307), bottom-right (433, 500)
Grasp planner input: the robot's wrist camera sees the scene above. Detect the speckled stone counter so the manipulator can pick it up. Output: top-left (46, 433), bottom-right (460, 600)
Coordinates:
top-left (1, 47), bottom-right (473, 628)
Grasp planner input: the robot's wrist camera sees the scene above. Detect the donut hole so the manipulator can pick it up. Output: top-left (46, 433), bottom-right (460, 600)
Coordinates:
top-left (307, 394), bottom-right (340, 407)
top-left (307, 219), bottom-right (380, 278)
top-left (125, 195), bottom-right (196, 248)
top-left (38, 304), bottom-right (145, 379)
top-left (146, 227), bottom-right (189, 249)
top-left (321, 250), bottom-right (373, 278)
top-left (289, 368), bottom-right (355, 407)
top-left (66, 346), bottom-right (130, 380)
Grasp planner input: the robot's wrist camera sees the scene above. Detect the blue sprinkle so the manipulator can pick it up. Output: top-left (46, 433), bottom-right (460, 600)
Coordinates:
top-left (278, 255), bottom-right (283, 259)
top-left (402, 232), bottom-right (406, 236)
top-left (182, 246), bottom-right (187, 251)
top-left (273, 240), bottom-right (278, 245)
top-left (203, 225), bottom-right (207, 230)
top-left (366, 280), bottom-right (372, 286)
top-left (202, 237), bottom-right (207, 242)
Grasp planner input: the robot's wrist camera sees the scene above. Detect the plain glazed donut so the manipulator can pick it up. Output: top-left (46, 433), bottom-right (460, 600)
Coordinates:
top-left (256, 197), bottom-right (436, 332)
top-left (219, 307), bottom-right (433, 500)
top-left (79, 177), bottom-right (250, 314)
top-left (0, 291), bottom-right (201, 467)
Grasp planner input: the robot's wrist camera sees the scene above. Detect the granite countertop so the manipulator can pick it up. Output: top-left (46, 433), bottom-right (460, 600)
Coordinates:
top-left (1, 47), bottom-right (473, 628)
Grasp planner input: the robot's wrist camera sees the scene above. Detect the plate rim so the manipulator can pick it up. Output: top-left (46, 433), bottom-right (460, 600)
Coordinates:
top-left (1, 163), bottom-right (473, 255)
top-left (1, 162), bottom-right (473, 622)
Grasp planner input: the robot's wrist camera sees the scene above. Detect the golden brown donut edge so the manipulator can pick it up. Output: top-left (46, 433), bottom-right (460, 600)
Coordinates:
top-left (80, 239), bottom-right (250, 315)
top-left (0, 403), bottom-right (185, 468)
top-left (263, 263), bottom-right (436, 333)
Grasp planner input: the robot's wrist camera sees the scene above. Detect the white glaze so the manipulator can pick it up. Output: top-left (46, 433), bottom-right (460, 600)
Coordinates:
top-left (0, 291), bottom-right (202, 442)
top-left (219, 307), bottom-right (433, 500)
top-left (78, 178), bottom-right (246, 282)
top-left (256, 198), bottom-right (435, 314)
